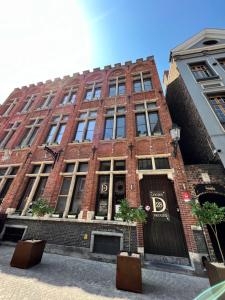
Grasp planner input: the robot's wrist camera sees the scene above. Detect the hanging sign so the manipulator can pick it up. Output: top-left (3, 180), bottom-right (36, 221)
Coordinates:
top-left (149, 191), bottom-right (170, 221)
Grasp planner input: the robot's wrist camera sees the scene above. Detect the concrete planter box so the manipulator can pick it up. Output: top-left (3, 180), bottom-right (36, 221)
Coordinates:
top-left (206, 261), bottom-right (225, 286)
top-left (10, 240), bottom-right (46, 269)
top-left (116, 253), bottom-right (142, 293)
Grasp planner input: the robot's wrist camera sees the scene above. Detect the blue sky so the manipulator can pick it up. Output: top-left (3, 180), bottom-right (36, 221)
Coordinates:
top-left (0, 0), bottom-right (225, 103)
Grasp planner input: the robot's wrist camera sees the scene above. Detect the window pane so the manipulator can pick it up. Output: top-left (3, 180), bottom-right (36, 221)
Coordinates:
top-left (135, 104), bottom-right (145, 110)
top-left (114, 160), bottom-right (125, 171)
top-left (117, 106), bottom-right (125, 113)
top-left (85, 89), bottom-right (92, 100)
top-left (0, 168), bottom-right (7, 176)
top-left (43, 164), bottom-right (52, 173)
top-left (79, 112), bottom-right (87, 118)
top-left (46, 125), bottom-right (57, 143)
top-left (104, 118), bottom-right (114, 140)
top-left (133, 80), bottom-right (142, 92)
top-left (78, 162), bottom-right (88, 172)
top-left (17, 178), bottom-right (35, 211)
top-left (118, 83), bottom-right (125, 95)
top-left (106, 108), bottom-right (114, 115)
top-left (69, 176), bottom-right (86, 214)
top-left (148, 112), bottom-right (162, 135)
top-left (70, 93), bottom-right (76, 104)
top-left (19, 128), bottom-right (30, 147)
top-left (32, 165), bottom-right (40, 174)
top-left (59, 177), bottom-right (71, 195)
top-left (27, 127), bottom-right (39, 146)
top-left (109, 85), bottom-right (116, 97)
top-left (32, 177), bottom-right (47, 202)
top-left (143, 78), bottom-right (153, 91)
top-left (85, 120), bottom-right (96, 141)
top-left (89, 111), bottom-right (97, 117)
top-left (100, 161), bottom-right (110, 171)
top-left (155, 158), bottom-right (170, 169)
top-left (10, 166), bottom-right (19, 175)
top-left (55, 196), bottom-right (67, 214)
top-left (136, 113), bottom-right (147, 136)
top-left (74, 121), bottom-right (85, 142)
top-left (93, 87), bottom-right (101, 99)
top-left (65, 163), bottom-right (75, 173)
top-left (113, 175), bottom-right (126, 218)
top-left (62, 94), bottom-right (69, 104)
top-left (138, 159), bottom-right (152, 170)
top-left (55, 124), bottom-right (66, 144)
top-left (95, 175), bottom-right (110, 217)
top-left (116, 116), bottom-right (125, 138)
top-left (147, 102), bottom-right (157, 109)
top-left (0, 178), bottom-right (13, 203)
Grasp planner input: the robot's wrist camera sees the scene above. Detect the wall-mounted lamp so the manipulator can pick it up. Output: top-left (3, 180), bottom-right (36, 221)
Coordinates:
top-left (170, 124), bottom-right (181, 157)
top-left (128, 143), bottom-right (134, 157)
top-left (92, 145), bottom-right (97, 159)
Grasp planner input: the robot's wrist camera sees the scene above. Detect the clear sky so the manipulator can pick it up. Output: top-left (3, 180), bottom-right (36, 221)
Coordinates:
top-left (1, 0), bottom-right (225, 103)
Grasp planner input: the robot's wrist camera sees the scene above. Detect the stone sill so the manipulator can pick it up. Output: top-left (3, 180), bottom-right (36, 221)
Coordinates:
top-left (135, 135), bottom-right (166, 140)
top-left (7, 215), bottom-right (136, 226)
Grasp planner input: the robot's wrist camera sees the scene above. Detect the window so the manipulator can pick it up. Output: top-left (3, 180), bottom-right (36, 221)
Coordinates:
top-left (138, 157), bottom-right (170, 170)
top-left (96, 158), bottom-right (127, 220)
top-left (74, 110), bottom-right (97, 142)
top-left (60, 87), bottom-right (77, 105)
top-left (55, 160), bottom-right (89, 217)
top-left (84, 82), bottom-right (102, 101)
top-left (17, 162), bottom-right (52, 214)
top-left (218, 59), bottom-right (225, 71)
top-left (103, 106), bottom-right (126, 140)
top-left (45, 115), bottom-right (68, 145)
top-left (138, 159), bottom-right (152, 170)
top-left (1, 98), bottom-right (18, 117)
top-left (18, 118), bottom-right (43, 148)
top-left (108, 76), bottom-right (126, 97)
top-left (207, 94), bottom-right (225, 129)
top-left (20, 95), bottom-right (36, 113)
top-left (0, 166), bottom-right (20, 203)
top-left (189, 62), bottom-right (215, 81)
top-left (132, 72), bottom-right (153, 92)
top-left (135, 101), bottom-right (162, 136)
top-left (0, 121), bottom-right (20, 149)
top-left (37, 91), bottom-right (55, 109)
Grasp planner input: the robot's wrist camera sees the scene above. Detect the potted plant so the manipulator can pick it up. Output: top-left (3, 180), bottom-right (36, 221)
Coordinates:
top-left (115, 199), bottom-right (147, 293)
top-left (190, 200), bottom-right (225, 286)
top-left (31, 197), bottom-right (54, 218)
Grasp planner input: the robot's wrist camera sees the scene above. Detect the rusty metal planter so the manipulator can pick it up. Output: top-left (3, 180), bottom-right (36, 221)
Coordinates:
top-left (10, 240), bottom-right (46, 269)
top-left (116, 254), bottom-right (142, 293)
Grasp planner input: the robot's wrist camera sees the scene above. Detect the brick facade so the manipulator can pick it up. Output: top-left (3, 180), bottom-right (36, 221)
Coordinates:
top-left (0, 57), bottom-right (201, 269)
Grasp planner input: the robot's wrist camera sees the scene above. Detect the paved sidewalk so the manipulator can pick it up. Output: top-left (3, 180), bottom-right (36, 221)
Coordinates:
top-left (0, 246), bottom-right (209, 300)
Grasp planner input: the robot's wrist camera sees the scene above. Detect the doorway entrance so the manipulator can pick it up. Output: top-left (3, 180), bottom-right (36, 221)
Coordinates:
top-left (140, 175), bottom-right (188, 257)
top-left (198, 192), bottom-right (225, 262)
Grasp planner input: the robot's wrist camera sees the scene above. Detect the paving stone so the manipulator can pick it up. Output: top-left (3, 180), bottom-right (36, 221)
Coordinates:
top-left (0, 246), bottom-right (209, 300)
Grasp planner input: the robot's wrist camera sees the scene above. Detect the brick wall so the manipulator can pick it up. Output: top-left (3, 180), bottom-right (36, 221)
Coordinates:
top-left (0, 57), bottom-right (199, 256)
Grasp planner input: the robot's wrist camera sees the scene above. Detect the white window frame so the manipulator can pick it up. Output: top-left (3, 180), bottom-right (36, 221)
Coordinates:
top-left (58, 159), bottom-right (89, 218)
top-left (2, 98), bottom-right (18, 117)
top-left (108, 76), bottom-right (126, 97)
top-left (132, 71), bottom-right (153, 92)
top-left (135, 100), bottom-right (162, 136)
top-left (96, 157), bottom-right (127, 221)
top-left (74, 109), bottom-right (97, 143)
top-left (84, 81), bottom-right (102, 101)
top-left (19, 118), bottom-right (43, 148)
top-left (103, 106), bottom-right (126, 140)
top-left (20, 161), bottom-right (53, 216)
top-left (0, 164), bottom-right (21, 202)
top-left (0, 121), bottom-right (20, 149)
top-left (60, 87), bottom-right (77, 105)
top-left (44, 114), bottom-right (68, 145)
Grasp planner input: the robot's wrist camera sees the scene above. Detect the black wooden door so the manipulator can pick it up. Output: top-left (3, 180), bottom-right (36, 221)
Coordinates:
top-left (140, 175), bottom-right (188, 257)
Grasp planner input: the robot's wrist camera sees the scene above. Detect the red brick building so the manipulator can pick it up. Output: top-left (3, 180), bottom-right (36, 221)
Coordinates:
top-left (0, 57), bottom-right (202, 272)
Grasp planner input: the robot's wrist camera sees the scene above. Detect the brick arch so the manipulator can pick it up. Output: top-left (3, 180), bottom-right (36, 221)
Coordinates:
top-left (107, 68), bottom-right (126, 79)
top-left (130, 63), bottom-right (150, 73)
top-left (85, 72), bottom-right (104, 83)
